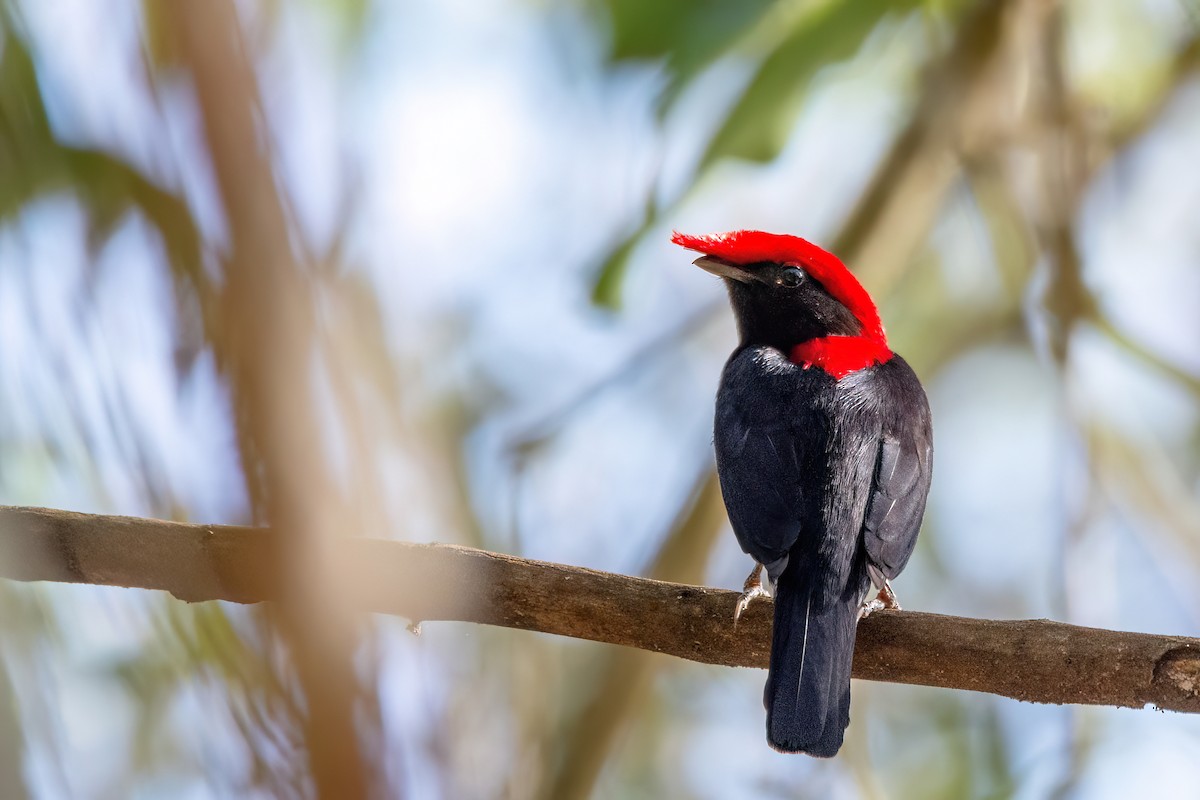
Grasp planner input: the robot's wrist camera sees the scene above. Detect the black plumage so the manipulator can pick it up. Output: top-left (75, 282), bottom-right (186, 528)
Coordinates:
top-left (676, 230), bottom-right (933, 757)
top-left (716, 348), bottom-right (931, 755)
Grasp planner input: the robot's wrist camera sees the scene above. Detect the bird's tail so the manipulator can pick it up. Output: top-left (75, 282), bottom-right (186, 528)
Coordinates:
top-left (764, 566), bottom-right (859, 756)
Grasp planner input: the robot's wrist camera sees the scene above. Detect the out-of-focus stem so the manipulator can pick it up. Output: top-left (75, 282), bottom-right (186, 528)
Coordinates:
top-left (167, 3), bottom-right (378, 797)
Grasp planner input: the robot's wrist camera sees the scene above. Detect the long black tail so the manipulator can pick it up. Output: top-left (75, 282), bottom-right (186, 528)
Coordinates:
top-left (764, 567), bottom-right (859, 756)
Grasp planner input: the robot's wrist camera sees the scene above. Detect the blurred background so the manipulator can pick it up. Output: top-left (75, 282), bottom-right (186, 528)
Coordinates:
top-left (1, 0), bottom-right (1199, 797)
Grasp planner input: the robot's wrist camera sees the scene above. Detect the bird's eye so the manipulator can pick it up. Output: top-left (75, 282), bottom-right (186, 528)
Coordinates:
top-left (780, 267), bottom-right (805, 288)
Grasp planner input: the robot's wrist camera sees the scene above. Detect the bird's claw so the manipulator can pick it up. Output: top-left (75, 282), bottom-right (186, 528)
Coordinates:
top-left (858, 579), bottom-right (901, 621)
top-left (857, 597), bottom-right (885, 620)
top-left (877, 580), bottom-right (901, 611)
top-left (734, 563), bottom-right (770, 626)
top-left (734, 584), bottom-right (771, 626)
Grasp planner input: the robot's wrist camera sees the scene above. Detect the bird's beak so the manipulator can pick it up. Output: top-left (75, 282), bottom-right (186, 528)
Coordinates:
top-left (692, 255), bottom-right (752, 283)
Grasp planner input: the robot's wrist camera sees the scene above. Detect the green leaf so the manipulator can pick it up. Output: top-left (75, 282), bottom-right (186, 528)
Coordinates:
top-left (0, 24), bottom-right (56, 217)
top-left (589, 194), bottom-right (659, 309)
top-left (601, 0), bottom-right (775, 107)
top-left (590, 1), bottom-right (928, 307)
top-left (60, 147), bottom-right (205, 286)
top-left (589, 227), bottom-right (644, 309)
top-left (0, 21), bottom-right (211, 358)
top-left (702, 0), bottom-right (922, 167)
top-left (141, 0), bottom-right (183, 69)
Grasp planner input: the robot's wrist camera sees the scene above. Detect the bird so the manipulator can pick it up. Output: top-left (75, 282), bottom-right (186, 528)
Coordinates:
top-left (673, 229), bottom-right (933, 757)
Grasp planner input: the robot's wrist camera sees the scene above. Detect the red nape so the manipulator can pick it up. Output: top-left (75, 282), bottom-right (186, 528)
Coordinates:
top-left (672, 230), bottom-right (886, 344)
top-left (791, 336), bottom-right (894, 380)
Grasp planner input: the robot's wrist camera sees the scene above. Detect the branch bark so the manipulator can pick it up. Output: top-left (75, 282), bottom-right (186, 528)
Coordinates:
top-left (2, 505), bottom-right (1198, 713)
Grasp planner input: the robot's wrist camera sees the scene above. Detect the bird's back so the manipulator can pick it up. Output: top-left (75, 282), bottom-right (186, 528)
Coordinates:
top-left (714, 345), bottom-right (837, 584)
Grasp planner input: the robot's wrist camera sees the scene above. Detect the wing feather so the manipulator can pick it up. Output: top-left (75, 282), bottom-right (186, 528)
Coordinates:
top-left (715, 347), bottom-right (828, 576)
top-left (861, 426), bottom-right (932, 578)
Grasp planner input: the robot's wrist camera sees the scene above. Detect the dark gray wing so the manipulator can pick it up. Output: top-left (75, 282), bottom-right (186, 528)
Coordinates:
top-left (861, 381), bottom-right (933, 579)
top-left (714, 347), bottom-right (830, 578)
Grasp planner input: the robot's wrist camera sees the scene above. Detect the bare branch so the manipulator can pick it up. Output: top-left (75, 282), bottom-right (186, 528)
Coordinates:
top-left (2, 505), bottom-right (1198, 713)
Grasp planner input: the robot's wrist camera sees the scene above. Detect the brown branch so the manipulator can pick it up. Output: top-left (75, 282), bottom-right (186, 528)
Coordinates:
top-left (2, 505), bottom-right (1198, 713)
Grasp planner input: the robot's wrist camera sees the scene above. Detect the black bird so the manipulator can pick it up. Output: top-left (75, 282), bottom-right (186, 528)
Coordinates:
top-left (674, 230), bottom-right (933, 757)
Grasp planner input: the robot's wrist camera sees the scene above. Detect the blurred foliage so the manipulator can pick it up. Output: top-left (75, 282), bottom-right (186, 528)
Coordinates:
top-left (112, 603), bottom-right (318, 797)
top-left (601, 0), bottom-right (774, 106)
top-left (591, 0), bottom-right (963, 307)
top-left (698, 0), bottom-right (927, 167)
top-left (0, 5), bottom-right (209, 374)
top-left (1, 0), bottom-right (1199, 798)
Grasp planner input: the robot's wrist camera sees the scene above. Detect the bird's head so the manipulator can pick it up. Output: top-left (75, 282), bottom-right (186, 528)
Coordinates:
top-left (673, 230), bottom-right (885, 351)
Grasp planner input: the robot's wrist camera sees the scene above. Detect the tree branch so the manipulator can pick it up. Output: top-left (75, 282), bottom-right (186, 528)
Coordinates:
top-left (2, 505), bottom-right (1198, 713)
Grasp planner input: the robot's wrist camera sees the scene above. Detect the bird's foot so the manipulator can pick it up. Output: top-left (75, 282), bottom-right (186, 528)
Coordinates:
top-left (734, 586), bottom-right (771, 626)
top-left (734, 563), bottom-right (771, 626)
top-left (858, 580), bottom-right (901, 621)
top-left (857, 597), bottom-right (885, 620)
top-left (877, 580), bottom-right (901, 611)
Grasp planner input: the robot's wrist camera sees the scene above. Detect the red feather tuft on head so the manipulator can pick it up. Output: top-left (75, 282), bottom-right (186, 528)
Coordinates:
top-left (672, 230), bottom-right (885, 344)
